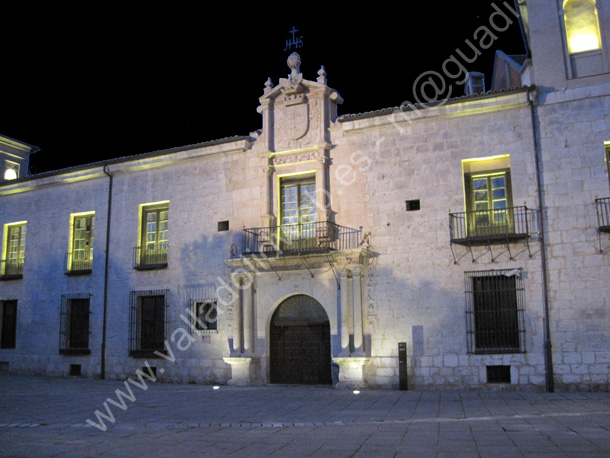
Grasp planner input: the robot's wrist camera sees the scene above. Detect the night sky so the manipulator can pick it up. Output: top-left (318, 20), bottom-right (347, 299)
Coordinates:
top-left (2, 3), bottom-right (527, 175)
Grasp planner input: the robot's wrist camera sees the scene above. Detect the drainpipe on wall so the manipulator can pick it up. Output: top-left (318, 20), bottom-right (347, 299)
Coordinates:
top-left (527, 87), bottom-right (555, 393)
top-left (101, 166), bottom-right (114, 379)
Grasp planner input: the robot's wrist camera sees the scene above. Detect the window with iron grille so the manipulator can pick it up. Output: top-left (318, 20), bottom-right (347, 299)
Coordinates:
top-left (129, 290), bottom-right (168, 357)
top-left (191, 300), bottom-right (218, 333)
top-left (465, 269), bottom-right (525, 354)
top-left (0, 300), bottom-right (17, 349)
top-left (59, 294), bottom-right (91, 355)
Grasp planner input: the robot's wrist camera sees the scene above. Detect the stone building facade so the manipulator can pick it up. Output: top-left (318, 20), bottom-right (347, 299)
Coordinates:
top-left (1, 1), bottom-right (609, 391)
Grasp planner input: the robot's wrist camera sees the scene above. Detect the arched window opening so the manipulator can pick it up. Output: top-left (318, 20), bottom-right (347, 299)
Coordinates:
top-left (564, 0), bottom-right (602, 53)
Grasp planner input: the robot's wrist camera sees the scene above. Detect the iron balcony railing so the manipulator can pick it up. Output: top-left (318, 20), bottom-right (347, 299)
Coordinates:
top-left (241, 221), bottom-right (361, 256)
top-left (0, 259), bottom-right (24, 279)
top-left (596, 197), bottom-right (610, 233)
top-left (449, 206), bottom-right (531, 245)
top-left (66, 249), bottom-right (93, 274)
top-left (133, 245), bottom-right (168, 270)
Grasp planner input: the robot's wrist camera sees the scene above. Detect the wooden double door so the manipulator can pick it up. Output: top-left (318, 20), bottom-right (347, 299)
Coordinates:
top-left (269, 295), bottom-right (332, 385)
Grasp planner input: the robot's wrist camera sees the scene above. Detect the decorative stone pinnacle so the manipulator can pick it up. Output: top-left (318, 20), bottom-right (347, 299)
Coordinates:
top-left (287, 52), bottom-right (302, 85)
top-left (317, 65), bottom-right (327, 85)
top-left (264, 77), bottom-right (273, 94)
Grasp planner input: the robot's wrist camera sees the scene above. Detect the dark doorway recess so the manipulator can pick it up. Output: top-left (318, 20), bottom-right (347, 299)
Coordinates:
top-left (270, 295), bottom-right (332, 385)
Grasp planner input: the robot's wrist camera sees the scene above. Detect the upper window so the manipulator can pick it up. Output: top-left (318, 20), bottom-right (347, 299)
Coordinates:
top-left (279, 174), bottom-right (317, 249)
top-left (2, 222), bottom-right (26, 278)
top-left (463, 156), bottom-right (514, 239)
top-left (0, 300), bottom-right (17, 348)
top-left (3, 161), bottom-right (19, 181)
top-left (68, 213), bottom-right (94, 274)
top-left (136, 202), bottom-right (169, 269)
top-left (564, 0), bottom-right (602, 54)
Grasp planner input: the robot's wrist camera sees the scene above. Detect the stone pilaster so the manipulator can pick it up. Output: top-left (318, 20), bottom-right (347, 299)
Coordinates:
top-left (352, 266), bottom-right (365, 356)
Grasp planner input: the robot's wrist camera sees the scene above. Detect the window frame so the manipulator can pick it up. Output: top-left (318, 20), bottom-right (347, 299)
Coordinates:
top-left (464, 168), bottom-right (514, 238)
top-left (605, 142), bottom-right (610, 186)
top-left (136, 203), bottom-right (169, 269)
top-left (67, 213), bottom-right (94, 274)
top-left (562, 0), bottom-right (603, 55)
top-left (278, 173), bottom-right (317, 249)
top-left (465, 269), bottom-right (526, 354)
top-left (191, 300), bottom-right (218, 333)
top-left (1, 222), bottom-right (27, 279)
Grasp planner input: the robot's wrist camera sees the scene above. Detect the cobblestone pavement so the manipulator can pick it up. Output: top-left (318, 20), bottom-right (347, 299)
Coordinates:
top-left (1, 374), bottom-right (609, 457)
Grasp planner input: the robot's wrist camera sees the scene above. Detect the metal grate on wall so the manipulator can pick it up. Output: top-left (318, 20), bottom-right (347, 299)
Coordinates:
top-left (189, 299), bottom-right (219, 333)
top-left (129, 289), bottom-right (169, 356)
top-left (465, 269), bottom-right (526, 354)
top-left (59, 293), bottom-right (91, 354)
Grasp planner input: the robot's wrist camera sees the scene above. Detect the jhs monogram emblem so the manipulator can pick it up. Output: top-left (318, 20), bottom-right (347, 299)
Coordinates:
top-left (284, 26), bottom-right (303, 51)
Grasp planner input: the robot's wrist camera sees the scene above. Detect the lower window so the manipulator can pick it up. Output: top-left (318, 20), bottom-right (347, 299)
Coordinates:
top-left (129, 290), bottom-right (168, 357)
top-left (465, 269), bottom-right (525, 354)
top-left (192, 300), bottom-right (218, 332)
top-left (59, 294), bottom-right (91, 355)
top-left (0, 300), bottom-right (17, 349)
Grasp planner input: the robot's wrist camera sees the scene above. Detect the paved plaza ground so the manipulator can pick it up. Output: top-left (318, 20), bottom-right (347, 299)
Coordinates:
top-left (0, 374), bottom-right (609, 457)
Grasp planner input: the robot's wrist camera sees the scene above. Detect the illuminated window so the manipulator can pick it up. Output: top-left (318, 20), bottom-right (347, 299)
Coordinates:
top-left (2, 223), bottom-right (26, 278)
top-left (68, 213), bottom-right (94, 273)
top-left (137, 203), bottom-right (169, 269)
top-left (564, 0), bottom-right (602, 54)
top-left (463, 156), bottom-right (514, 238)
top-left (3, 169), bottom-right (17, 180)
top-left (279, 174), bottom-right (316, 247)
top-left (3, 161), bottom-right (19, 181)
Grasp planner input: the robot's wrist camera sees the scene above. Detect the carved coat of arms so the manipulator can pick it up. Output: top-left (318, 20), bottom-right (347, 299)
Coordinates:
top-left (283, 102), bottom-right (309, 141)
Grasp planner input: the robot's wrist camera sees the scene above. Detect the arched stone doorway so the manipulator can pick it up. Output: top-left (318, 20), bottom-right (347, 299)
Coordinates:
top-left (270, 294), bottom-right (332, 385)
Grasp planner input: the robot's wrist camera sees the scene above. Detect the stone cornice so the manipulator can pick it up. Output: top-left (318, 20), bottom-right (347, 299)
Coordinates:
top-left (226, 247), bottom-right (370, 273)
top-left (0, 136), bottom-right (252, 195)
top-left (339, 87), bottom-right (533, 134)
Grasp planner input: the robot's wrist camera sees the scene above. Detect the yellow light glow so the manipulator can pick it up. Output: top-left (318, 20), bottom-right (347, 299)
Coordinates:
top-left (3, 169), bottom-right (17, 180)
top-left (564, 0), bottom-right (602, 53)
top-left (461, 154), bottom-right (510, 164)
top-left (569, 32), bottom-right (601, 53)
